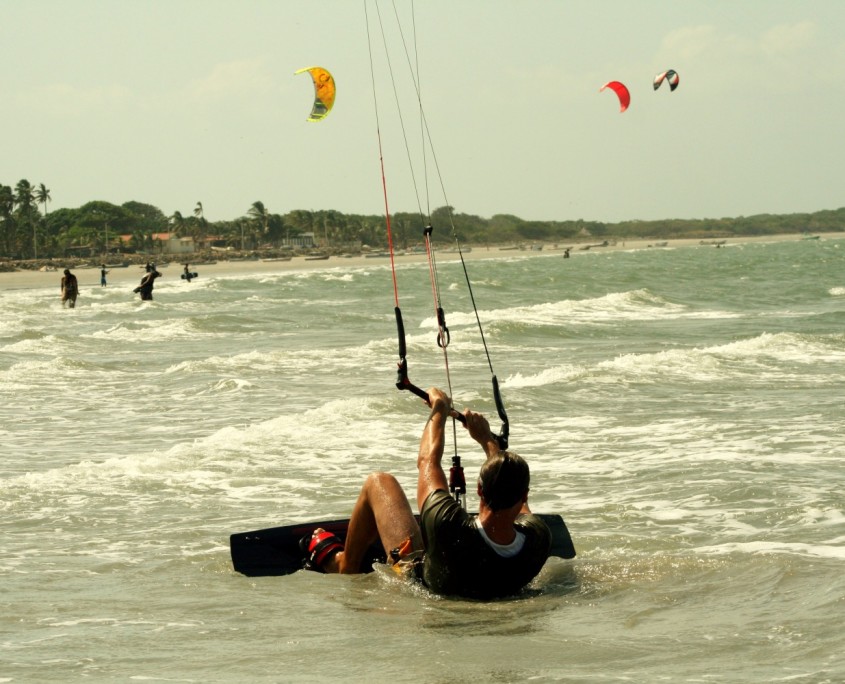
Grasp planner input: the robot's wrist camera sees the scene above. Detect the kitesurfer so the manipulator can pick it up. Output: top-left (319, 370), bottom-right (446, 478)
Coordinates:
top-left (100, 265), bottom-right (109, 287)
top-left (301, 387), bottom-right (552, 600)
top-left (60, 269), bottom-right (79, 308)
top-left (134, 268), bottom-right (161, 301)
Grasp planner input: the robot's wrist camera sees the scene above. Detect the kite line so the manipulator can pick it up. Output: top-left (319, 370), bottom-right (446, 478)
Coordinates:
top-left (365, 0), bottom-right (508, 505)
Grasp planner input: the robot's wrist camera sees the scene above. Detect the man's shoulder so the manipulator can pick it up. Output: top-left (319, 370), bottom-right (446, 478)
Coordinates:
top-left (515, 513), bottom-right (553, 542)
top-left (422, 488), bottom-right (451, 502)
top-left (420, 488), bottom-right (457, 515)
top-left (420, 489), bottom-right (471, 529)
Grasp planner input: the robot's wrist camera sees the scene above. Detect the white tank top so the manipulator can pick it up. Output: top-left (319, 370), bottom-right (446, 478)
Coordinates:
top-left (474, 518), bottom-right (526, 558)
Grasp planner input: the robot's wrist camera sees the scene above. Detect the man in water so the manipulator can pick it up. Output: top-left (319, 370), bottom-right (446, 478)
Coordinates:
top-left (60, 269), bottom-right (79, 308)
top-left (100, 265), bottom-right (109, 287)
top-left (134, 269), bottom-right (161, 301)
top-left (301, 387), bottom-right (552, 599)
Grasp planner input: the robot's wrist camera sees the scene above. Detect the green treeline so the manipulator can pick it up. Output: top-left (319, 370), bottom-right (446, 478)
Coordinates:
top-left (2, 178), bottom-right (843, 259)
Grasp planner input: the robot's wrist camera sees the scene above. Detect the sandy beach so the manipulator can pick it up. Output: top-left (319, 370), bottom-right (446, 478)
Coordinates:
top-left (1, 232), bottom-right (840, 291)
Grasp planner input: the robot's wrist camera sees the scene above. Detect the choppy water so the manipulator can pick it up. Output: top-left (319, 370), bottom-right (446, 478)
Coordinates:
top-left (2, 239), bottom-right (844, 682)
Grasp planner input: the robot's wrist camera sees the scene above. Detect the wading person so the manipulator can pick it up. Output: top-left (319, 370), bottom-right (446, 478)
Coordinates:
top-left (60, 269), bottom-right (79, 308)
top-left (134, 269), bottom-right (161, 301)
top-left (301, 387), bottom-right (552, 599)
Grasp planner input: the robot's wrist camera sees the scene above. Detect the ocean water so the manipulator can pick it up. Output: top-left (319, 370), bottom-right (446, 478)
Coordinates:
top-left (1, 239), bottom-right (843, 682)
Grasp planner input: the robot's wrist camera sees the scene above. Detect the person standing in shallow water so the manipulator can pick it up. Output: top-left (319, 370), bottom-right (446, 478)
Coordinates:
top-left (60, 269), bottom-right (79, 308)
top-left (134, 269), bottom-right (161, 301)
top-left (100, 265), bottom-right (109, 287)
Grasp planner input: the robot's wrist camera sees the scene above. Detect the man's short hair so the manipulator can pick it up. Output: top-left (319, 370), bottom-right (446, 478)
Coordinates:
top-left (478, 450), bottom-right (529, 511)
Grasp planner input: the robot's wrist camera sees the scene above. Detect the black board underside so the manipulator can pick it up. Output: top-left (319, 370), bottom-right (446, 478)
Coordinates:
top-left (230, 513), bottom-right (575, 577)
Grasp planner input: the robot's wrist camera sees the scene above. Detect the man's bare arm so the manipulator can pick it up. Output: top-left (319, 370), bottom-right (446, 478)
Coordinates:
top-left (416, 388), bottom-right (451, 509)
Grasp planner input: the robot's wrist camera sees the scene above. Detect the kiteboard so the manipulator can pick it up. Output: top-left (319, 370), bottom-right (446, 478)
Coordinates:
top-left (181, 272), bottom-right (198, 280)
top-left (230, 513), bottom-right (575, 577)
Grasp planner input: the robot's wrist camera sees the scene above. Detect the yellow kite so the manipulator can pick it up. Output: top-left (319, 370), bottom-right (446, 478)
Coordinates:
top-left (295, 66), bottom-right (336, 122)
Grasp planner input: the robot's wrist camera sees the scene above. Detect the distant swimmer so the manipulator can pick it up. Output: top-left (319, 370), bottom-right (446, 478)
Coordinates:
top-left (181, 263), bottom-right (198, 282)
top-left (134, 269), bottom-right (161, 301)
top-left (100, 265), bottom-right (109, 287)
top-left (61, 269), bottom-right (79, 308)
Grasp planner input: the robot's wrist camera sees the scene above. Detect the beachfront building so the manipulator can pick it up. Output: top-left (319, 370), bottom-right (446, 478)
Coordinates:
top-left (118, 233), bottom-right (196, 255)
top-left (152, 233), bottom-right (195, 254)
top-left (283, 231), bottom-right (317, 249)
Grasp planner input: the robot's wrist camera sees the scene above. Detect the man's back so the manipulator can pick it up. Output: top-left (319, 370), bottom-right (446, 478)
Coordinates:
top-left (420, 489), bottom-right (551, 599)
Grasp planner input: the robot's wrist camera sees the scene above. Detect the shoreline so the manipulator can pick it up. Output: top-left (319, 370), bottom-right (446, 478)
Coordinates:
top-left (1, 232), bottom-right (841, 291)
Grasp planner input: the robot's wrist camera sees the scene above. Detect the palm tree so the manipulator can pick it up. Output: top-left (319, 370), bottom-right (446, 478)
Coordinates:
top-left (0, 184), bottom-right (15, 256)
top-left (14, 180), bottom-right (38, 258)
top-left (193, 201), bottom-right (207, 249)
top-left (247, 201), bottom-right (269, 243)
top-left (288, 209), bottom-right (313, 233)
top-left (35, 184), bottom-right (51, 217)
top-left (33, 184), bottom-right (51, 259)
top-left (0, 185), bottom-right (13, 213)
top-left (169, 211), bottom-right (186, 236)
top-left (234, 217), bottom-right (251, 250)
top-left (14, 179), bottom-right (35, 210)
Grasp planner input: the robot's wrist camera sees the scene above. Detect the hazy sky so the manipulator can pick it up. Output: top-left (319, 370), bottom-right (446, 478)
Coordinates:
top-left (3, 1), bottom-right (844, 224)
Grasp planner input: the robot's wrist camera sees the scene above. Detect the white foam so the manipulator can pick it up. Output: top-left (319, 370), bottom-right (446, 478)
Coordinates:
top-left (419, 289), bottom-right (692, 330)
top-left (696, 540), bottom-right (845, 560)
